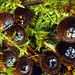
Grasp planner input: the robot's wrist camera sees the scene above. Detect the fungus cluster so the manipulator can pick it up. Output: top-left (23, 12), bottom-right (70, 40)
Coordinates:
top-left (56, 16), bottom-right (75, 67)
top-left (0, 7), bottom-right (30, 46)
top-left (40, 16), bottom-right (75, 75)
top-left (0, 0), bottom-right (75, 75)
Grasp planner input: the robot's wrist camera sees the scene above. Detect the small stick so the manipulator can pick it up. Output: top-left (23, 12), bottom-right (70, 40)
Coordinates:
top-left (26, 45), bottom-right (40, 59)
top-left (23, 0), bottom-right (44, 6)
top-left (25, 46), bottom-right (40, 64)
top-left (25, 50), bottom-right (39, 63)
top-left (43, 41), bottom-right (56, 52)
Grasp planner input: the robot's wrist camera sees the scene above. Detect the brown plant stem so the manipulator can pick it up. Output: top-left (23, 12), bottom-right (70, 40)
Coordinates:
top-left (25, 45), bottom-right (40, 64)
top-left (22, 0), bottom-right (44, 6)
top-left (26, 45), bottom-right (40, 59)
top-left (25, 50), bottom-right (39, 64)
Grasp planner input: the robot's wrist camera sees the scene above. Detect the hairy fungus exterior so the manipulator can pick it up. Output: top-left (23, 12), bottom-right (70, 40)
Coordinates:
top-left (13, 6), bottom-right (33, 26)
top-left (13, 56), bottom-right (34, 75)
top-left (4, 25), bottom-right (26, 47)
top-left (0, 12), bottom-right (15, 31)
top-left (2, 50), bottom-right (17, 68)
top-left (40, 50), bottom-right (61, 74)
top-left (57, 16), bottom-right (75, 43)
top-left (56, 41), bottom-right (75, 66)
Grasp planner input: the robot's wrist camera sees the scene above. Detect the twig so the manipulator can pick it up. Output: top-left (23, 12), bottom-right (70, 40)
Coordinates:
top-left (43, 41), bottom-right (56, 52)
top-left (23, 0), bottom-right (44, 6)
top-left (25, 50), bottom-right (39, 63)
top-left (26, 45), bottom-right (40, 64)
top-left (26, 45), bottom-right (40, 59)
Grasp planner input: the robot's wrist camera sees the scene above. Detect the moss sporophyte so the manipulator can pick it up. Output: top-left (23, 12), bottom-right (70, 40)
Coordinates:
top-left (0, 0), bottom-right (75, 75)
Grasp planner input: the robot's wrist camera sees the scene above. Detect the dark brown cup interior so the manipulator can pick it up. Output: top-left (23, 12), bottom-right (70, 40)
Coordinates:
top-left (56, 41), bottom-right (75, 66)
top-left (3, 25), bottom-right (26, 47)
top-left (13, 56), bottom-right (33, 75)
top-left (40, 50), bottom-right (61, 74)
top-left (13, 6), bottom-right (33, 26)
top-left (2, 50), bottom-right (17, 68)
top-left (57, 16), bottom-right (75, 43)
top-left (0, 12), bottom-right (15, 31)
